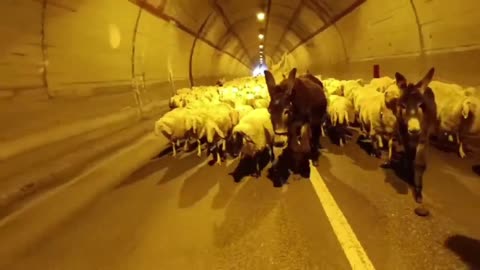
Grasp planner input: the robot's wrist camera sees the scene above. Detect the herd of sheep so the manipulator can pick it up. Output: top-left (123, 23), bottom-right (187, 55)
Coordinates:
top-left (154, 70), bottom-right (480, 190)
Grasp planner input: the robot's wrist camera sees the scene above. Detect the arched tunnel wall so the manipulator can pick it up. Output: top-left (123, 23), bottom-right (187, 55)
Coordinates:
top-left (287, 0), bottom-right (480, 86)
top-left (0, 0), bottom-right (250, 141)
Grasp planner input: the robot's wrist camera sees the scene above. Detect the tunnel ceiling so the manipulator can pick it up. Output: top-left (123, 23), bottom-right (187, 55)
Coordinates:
top-left (132, 0), bottom-right (364, 67)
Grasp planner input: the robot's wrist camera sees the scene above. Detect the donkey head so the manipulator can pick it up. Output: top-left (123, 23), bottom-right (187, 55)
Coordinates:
top-left (395, 68), bottom-right (435, 137)
top-left (264, 68), bottom-right (297, 135)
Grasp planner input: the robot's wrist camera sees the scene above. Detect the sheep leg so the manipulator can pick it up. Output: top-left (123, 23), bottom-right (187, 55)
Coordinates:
top-left (197, 139), bottom-right (202, 157)
top-left (371, 138), bottom-right (381, 158)
top-left (222, 139), bottom-right (226, 151)
top-left (216, 151), bottom-right (222, 165)
top-left (457, 133), bottom-right (466, 158)
top-left (388, 138), bottom-right (393, 161)
top-left (321, 124), bottom-right (326, 137)
top-left (183, 140), bottom-right (189, 151)
top-left (377, 135), bottom-right (384, 149)
top-left (252, 154), bottom-right (261, 178)
top-left (171, 142), bottom-right (177, 157)
top-left (270, 145), bottom-right (275, 163)
top-left (176, 140), bottom-right (181, 147)
top-left (339, 136), bottom-right (344, 147)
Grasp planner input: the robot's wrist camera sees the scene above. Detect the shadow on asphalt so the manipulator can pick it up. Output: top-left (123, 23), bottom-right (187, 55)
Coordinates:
top-left (445, 235), bottom-right (480, 269)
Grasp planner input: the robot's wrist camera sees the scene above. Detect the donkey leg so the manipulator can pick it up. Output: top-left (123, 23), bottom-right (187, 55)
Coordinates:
top-left (310, 124), bottom-right (321, 166)
top-left (413, 143), bottom-right (427, 204)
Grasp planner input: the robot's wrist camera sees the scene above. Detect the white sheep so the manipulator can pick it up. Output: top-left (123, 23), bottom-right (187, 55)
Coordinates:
top-left (199, 103), bottom-right (239, 164)
top-left (358, 92), bottom-right (397, 160)
top-left (352, 85), bottom-right (382, 122)
top-left (327, 95), bottom-right (355, 146)
top-left (235, 104), bottom-right (255, 120)
top-left (154, 108), bottom-right (193, 156)
top-left (176, 88), bottom-right (191, 95)
top-left (323, 79), bottom-right (344, 96)
top-left (230, 108), bottom-right (275, 176)
top-left (431, 82), bottom-right (480, 158)
top-left (370, 76), bottom-right (395, 93)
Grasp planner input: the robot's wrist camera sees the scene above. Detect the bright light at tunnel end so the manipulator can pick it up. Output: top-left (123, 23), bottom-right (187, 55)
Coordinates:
top-left (256, 12), bottom-right (265, 21)
top-left (252, 64), bottom-right (267, 77)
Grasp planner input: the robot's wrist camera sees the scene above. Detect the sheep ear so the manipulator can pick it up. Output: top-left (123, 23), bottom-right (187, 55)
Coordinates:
top-left (415, 67), bottom-right (435, 95)
top-left (160, 123), bottom-right (172, 135)
top-left (230, 110), bottom-right (239, 125)
top-left (462, 100), bottom-right (471, 119)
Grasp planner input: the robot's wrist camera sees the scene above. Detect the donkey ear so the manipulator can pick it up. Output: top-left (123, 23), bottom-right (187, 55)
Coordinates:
top-left (415, 67), bottom-right (435, 94)
top-left (395, 72), bottom-right (407, 90)
top-left (264, 70), bottom-right (276, 95)
top-left (285, 68), bottom-right (297, 95)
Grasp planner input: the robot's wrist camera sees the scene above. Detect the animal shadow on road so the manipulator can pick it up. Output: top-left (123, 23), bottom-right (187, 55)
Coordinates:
top-left (445, 235), bottom-right (480, 269)
top-left (324, 132), bottom-right (380, 172)
top-left (114, 149), bottom-right (181, 189)
top-left (212, 177), bottom-right (283, 248)
top-left (229, 149), bottom-right (272, 183)
top-left (381, 154), bottom-right (414, 197)
top-left (178, 157), bottom-right (237, 209)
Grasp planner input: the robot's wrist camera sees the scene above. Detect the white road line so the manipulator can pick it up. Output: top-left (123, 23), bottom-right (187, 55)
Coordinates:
top-left (309, 162), bottom-right (376, 270)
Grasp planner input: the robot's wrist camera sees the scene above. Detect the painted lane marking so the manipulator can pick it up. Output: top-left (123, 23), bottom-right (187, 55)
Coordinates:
top-left (309, 163), bottom-right (376, 270)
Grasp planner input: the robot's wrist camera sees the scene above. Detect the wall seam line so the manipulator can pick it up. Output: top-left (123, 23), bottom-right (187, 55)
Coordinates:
top-left (409, 0), bottom-right (426, 57)
top-left (40, 0), bottom-right (51, 98)
top-left (189, 12), bottom-right (215, 87)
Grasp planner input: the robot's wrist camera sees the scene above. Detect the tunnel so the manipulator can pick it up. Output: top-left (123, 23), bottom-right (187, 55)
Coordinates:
top-left (1, 0), bottom-right (480, 269)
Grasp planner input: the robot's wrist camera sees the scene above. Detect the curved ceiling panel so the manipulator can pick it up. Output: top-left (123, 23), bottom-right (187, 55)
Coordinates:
top-left (129, 0), bottom-right (364, 67)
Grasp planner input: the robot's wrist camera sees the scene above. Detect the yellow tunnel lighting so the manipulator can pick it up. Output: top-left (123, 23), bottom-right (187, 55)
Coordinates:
top-left (258, 33), bottom-right (264, 40)
top-left (259, 44), bottom-right (264, 49)
top-left (257, 12), bottom-right (265, 21)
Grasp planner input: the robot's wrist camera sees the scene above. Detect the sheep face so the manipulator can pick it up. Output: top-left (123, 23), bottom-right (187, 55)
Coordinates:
top-left (379, 106), bottom-right (397, 135)
top-left (229, 132), bottom-right (244, 158)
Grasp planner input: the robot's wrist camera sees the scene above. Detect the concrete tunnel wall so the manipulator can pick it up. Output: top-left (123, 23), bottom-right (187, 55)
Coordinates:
top-left (0, 0), bottom-right (250, 141)
top-left (287, 0), bottom-right (480, 87)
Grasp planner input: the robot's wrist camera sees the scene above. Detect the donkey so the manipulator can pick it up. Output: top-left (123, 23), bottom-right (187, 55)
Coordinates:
top-left (264, 68), bottom-right (328, 165)
top-left (269, 123), bottom-right (312, 187)
top-left (394, 68), bottom-right (436, 203)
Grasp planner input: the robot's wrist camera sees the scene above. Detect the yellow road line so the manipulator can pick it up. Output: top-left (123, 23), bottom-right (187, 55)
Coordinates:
top-left (309, 163), bottom-right (376, 270)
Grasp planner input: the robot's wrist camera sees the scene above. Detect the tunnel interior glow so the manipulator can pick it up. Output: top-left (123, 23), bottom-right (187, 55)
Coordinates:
top-left (1, 0), bottom-right (480, 268)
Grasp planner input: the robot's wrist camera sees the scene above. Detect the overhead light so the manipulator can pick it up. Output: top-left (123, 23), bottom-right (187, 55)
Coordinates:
top-left (256, 12), bottom-right (265, 21)
top-left (258, 33), bottom-right (264, 40)
top-left (259, 44), bottom-right (264, 49)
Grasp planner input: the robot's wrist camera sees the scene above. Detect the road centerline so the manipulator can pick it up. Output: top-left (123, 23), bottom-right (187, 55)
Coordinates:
top-left (309, 162), bottom-right (376, 270)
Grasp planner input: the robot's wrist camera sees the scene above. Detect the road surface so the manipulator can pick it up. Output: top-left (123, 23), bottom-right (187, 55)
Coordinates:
top-left (3, 134), bottom-right (480, 270)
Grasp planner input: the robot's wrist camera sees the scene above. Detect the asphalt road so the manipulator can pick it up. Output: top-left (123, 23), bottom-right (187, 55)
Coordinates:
top-left (3, 134), bottom-right (480, 270)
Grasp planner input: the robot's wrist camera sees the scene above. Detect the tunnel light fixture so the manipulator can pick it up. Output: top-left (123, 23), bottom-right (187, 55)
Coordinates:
top-left (259, 44), bottom-right (264, 49)
top-left (257, 12), bottom-right (265, 21)
top-left (258, 33), bottom-right (264, 40)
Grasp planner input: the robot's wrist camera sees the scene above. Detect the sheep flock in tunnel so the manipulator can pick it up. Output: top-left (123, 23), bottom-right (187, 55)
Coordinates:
top-left (157, 66), bottom-right (480, 216)
top-left (1, 0), bottom-right (480, 269)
